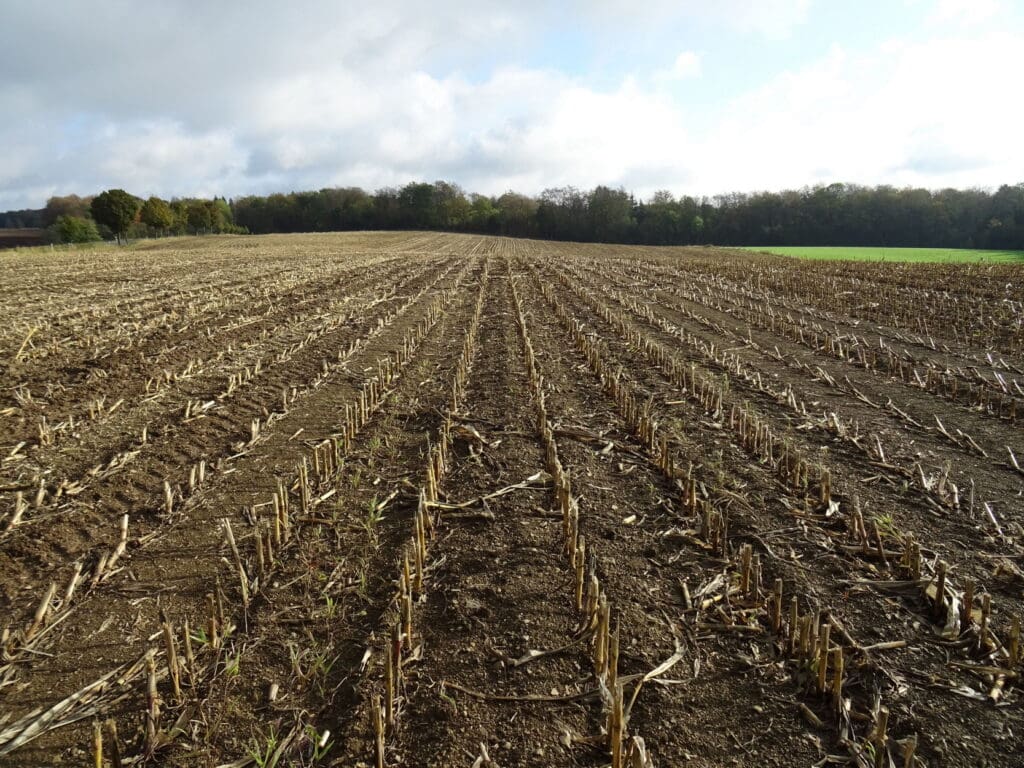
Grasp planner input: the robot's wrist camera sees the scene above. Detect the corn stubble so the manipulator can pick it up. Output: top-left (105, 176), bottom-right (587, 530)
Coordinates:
top-left (1, 235), bottom-right (1021, 766)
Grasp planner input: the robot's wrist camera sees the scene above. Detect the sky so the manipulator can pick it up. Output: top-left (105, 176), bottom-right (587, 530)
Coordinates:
top-left (1, 0), bottom-right (1022, 210)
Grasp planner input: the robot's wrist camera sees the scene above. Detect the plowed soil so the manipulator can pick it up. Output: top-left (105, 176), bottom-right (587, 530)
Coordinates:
top-left (1, 232), bottom-right (1021, 768)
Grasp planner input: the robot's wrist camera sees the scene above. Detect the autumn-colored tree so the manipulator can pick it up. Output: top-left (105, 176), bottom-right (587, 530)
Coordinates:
top-left (139, 196), bottom-right (175, 234)
top-left (42, 194), bottom-right (92, 227)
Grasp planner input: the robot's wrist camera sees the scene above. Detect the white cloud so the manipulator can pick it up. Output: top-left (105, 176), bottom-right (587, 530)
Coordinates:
top-left (0, 0), bottom-right (1021, 210)
top-left (663, 51), bottom-right (702, 80)
top-left (685, 32), bottom-right (1024, 194)
top-left (929, 0), bottom-right (1003, 25)
top-left (226, 65), bottom-right (696, 197)
top-left (474, 76), bottom-right (694, 194)
top-left (729, 0), bottom-right (812, 39)
top-left (708, 0), bottom-right (811, 39)
top-left (100, 122), bottom-right (246, 196)
top-left (579, 0), bottom-right (812, 38)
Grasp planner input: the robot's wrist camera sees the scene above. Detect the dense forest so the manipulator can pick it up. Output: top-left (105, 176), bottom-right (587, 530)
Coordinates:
top-left (3, 181), bottom-right (1023, 249)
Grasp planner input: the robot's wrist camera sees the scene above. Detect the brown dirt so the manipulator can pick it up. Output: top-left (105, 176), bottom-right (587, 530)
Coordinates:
top-left (0, 233), bottom-right (1021, 768)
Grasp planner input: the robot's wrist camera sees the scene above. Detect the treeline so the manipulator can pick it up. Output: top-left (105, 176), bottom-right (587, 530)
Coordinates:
top-left (0, 208), bottom-right (44, 229)
top-left (5, 181), bottom-right (1024, 249)
top-left (3, 192), bottom-right (246, 244)
top-left (233, 182), bottom-right (1024, 249)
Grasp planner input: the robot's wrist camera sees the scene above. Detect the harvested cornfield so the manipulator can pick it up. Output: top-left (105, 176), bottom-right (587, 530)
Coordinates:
top-left (1, 232), bottom-right (1022, 767)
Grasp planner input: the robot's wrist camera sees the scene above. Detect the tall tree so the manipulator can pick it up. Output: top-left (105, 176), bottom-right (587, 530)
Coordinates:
top-left (398, 182), bottom-right (438, 229)
top-left (588, 186), bottom-right (636, 242)
top-left (186, 200), bottom-right (212, 234)
top-left (495, 192), bottom-right (538, 236)
top-left (468, 195), bottom-right (499, 232)
top-left (169, 200), bottom-right (190, 234)
top-left (139, 196), bottom-right (175, 234)
top-left (43, 194), bottom-right (92, 227)
top-left (434, 181), bottom-right (471, 228)
top-left (90, 189), bottom-right (140, 244)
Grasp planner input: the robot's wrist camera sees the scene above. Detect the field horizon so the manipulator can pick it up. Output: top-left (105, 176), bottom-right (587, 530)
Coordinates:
top-left (6, 232), bottom-right (1024, 265)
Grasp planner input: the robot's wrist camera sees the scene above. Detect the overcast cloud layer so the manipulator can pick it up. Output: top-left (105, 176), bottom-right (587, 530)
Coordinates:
top-left (1, 0), bottom-right (1022, 209)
